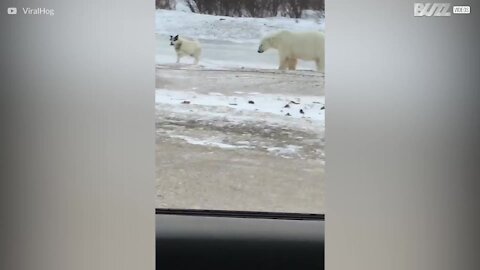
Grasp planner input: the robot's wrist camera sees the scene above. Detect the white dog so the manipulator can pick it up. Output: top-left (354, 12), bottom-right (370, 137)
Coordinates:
top-left (170, 35), bottom-right (202, 65)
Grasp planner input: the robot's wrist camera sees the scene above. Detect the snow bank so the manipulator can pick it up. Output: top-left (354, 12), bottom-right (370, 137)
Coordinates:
top-left (156, 9), bottom-right (324, 44)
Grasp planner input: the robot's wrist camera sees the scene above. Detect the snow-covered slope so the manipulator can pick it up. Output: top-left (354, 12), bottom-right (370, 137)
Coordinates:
top-left (156, 9), bottom-right (324, 44)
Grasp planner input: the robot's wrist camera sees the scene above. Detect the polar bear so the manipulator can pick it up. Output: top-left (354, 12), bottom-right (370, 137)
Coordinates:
top-left (257, 30), bottom-right (325, 72)
top-left (170, 35), bottom-right (202, 64)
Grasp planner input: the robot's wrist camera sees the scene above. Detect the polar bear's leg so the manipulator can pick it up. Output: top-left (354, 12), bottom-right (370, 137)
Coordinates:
top-left (193, 47), bottom-right (201, 65)
top-left (278, 54), bottom-right (289, 70)
top-left (315, 58), bottom-right (324, 72)
top-left (288, 58), bottom-right (297, 70)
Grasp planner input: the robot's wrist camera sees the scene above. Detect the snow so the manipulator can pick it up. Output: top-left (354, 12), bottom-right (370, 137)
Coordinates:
top-left (156, 9), bottom-right (324, 44)
top-left (168, 135), bottom-right (254, 150)
top-left (174, 0), bottom-right (193, 13)
top-left (267, 145), bottom-right (304, 159)
top-left (155, 47), bottom-right (293, 70)
top-left (155, 88), bottom-right (325, 126)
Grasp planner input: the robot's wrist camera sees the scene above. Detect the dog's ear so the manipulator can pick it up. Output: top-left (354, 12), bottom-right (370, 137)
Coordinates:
top-left (174, 35), bottom-right (179, 41)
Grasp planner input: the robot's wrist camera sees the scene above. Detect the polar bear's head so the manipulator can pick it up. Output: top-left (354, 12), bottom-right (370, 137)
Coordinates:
top-left (258, 35), bottom-right (277, 53)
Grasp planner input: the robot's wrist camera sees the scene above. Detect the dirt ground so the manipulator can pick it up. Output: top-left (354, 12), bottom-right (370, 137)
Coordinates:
top-left (156, 65), bottom-right (324, 96)
top-left (155, 65), bottom-right (325, 213)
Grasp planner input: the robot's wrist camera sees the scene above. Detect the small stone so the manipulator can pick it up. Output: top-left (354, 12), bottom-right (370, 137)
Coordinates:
top-left (181, 100), bottom-right (190, 104)
top-left (248, 100), bottom-right (255, 104)
top-left (300, 109), bottom-right (305, 114)
top-left (284, 104), bottom-right (290, 108)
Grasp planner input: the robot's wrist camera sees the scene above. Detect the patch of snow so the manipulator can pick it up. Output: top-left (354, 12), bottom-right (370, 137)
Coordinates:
top-left (267, 145), bottom-right (303, 158)
top-left (155, 88), bottom-right (325, 125)
top-left (168, 134), bottom-right (253, 150)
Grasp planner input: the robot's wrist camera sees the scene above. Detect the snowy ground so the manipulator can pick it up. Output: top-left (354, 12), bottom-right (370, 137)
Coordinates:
top-left (155, 8), bottom-right (324, 44)
top-left (155, 9), bottom-right (325, 213)
top-left (155, 8), bottom-right (324, 70)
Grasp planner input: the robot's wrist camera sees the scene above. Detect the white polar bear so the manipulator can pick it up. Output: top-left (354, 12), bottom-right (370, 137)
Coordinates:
top-left (170, 35), bottom-right (202, 65)
top-left (257, 30), bottom-right (325, 72)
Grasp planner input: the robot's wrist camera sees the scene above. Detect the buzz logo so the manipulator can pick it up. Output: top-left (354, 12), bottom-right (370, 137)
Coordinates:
top-left (414, 3), bottom-right (452, 16)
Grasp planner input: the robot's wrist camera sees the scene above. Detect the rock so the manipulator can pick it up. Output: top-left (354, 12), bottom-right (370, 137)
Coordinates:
top-left (284, 104), bottom-right (290, 108)
top-left (181, 100), bottom-right (191, 104)
top-left (248, 100), bottom-right (255, 104)
top-left (300, 109), bottom-right (305, 114)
